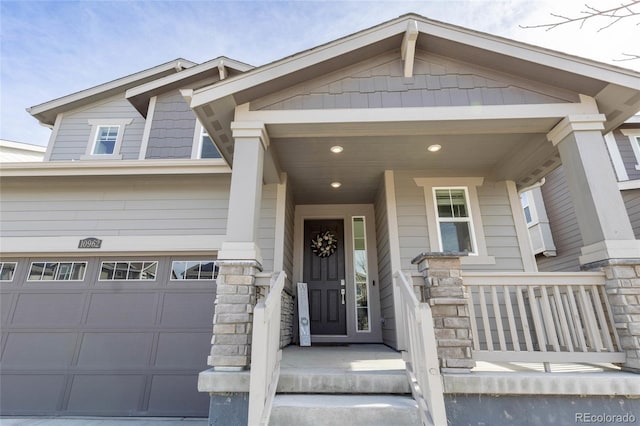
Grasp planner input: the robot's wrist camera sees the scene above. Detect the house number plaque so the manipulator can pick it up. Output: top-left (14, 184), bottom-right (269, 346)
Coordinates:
top-left (78, 237), bottom-right (102, 249)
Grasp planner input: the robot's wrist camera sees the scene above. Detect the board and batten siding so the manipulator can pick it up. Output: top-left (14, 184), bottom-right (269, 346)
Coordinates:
top-left (252, 51), bottom-right (574, 112)
top-left (0, 175), bottom-right (230, 238)
top-left (145, 91), bottom-right (197, 159)
top-left (536, 166), bottom-right (583, 272)
top-left (49, 95), bottom-right (145, 161)
top-left (622, 188), bottom-right (640, 239)
top-left (374, 176), bottom-right (396, 348)
top-left (392, 171), bottom-right (524, 272)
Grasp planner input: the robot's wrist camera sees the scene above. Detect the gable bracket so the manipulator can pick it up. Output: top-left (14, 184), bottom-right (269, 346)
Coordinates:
top-left (401, 20), bottom-right (419, 78)
top-left (218, 59), bottom-right (228, 80)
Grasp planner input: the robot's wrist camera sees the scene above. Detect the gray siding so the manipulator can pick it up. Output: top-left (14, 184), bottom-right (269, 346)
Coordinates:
top-left (0, 175), bottom-right (230, 237)
top-left (146, 91), bottom-right (197, 159)
top-left (393, 171), bottom-right (430, 270)
top-left (50, 95), bottom-right (145, 161)
top-left (537, 166), bottom-right (583, 272)
top-left (614, 129), bottom-right (640, 181)
top-left (254, 52), bottom-right (573, 111)
top-left (374, 176), bottom-right (396, 348)
top-left (622, 188), bottom-right (640, 239)
top-left (283, 182), bottom-right (295, 292)
top-left (258, 184), bottom-right (277, 272)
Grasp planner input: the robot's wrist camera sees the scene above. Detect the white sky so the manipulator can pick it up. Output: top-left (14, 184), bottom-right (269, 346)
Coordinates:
top-left (1, 0), bottom-right (638, 146)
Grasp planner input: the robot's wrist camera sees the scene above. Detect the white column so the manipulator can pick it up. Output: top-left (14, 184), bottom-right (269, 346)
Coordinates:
top-left (218, 121), bottom-right (270, 264)
top-left (547, 114), bottom-right (640, 265)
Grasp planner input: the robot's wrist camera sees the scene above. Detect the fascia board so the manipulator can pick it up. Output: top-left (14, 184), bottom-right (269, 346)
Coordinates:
top-left (27, 59), bottom-right (197, 124)
top-left (0, 159), bottom-right (231, 177)
top-left (126, 57), bottom-right (254, 99)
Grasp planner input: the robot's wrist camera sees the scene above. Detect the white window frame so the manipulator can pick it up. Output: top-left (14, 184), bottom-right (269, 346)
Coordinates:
top-left (620, 129), bottom-right (640, 171)
top-left (415, 177), bottom-right (494, 265)
top-left (191, 121), bottom-right (222, 159)
top-left (0, 261), bottom-right (18, 281)
top-left (98, 260), bottom-right (158, 281)
top-left (27, 261), bottom-right (87, 281)
top-left (520, 191), bottom-right (536, 225)
top-left (432, 186), bottom-right (478, 254)
top-left (81, 118), bottom-right (133, 160)
top-left (352, 216), bottom-right (371, 333)
top-left (170, 260), bottom-right (218, 280)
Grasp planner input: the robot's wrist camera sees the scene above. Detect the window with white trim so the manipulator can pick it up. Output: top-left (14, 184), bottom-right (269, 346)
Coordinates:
top-left (621, 129), bottom-right (640, 171)
top-left (82, 118), bottom-right (133, 160)
top-left (520, 192), bottom-right (534, 225)
top-left (170, 260), bottom-right (218, 280)
top-left (0, 262), bottom-right (17, 281)
top-left (192, 121), bottom-right (222, 159)
top-left (28, 262), bottom-right (87, 281)
top-left (433, 187), bottom-right (477, 253)
top-left (99, 261), bottom-right (158, 281)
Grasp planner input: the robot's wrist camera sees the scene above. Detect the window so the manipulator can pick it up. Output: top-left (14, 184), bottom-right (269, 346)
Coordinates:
top-left (0, 262), bottom-right (17, 281)
top-left (93, 126), bottom-right (119, 154)
top-left (28, 262), bottom-right (87, 281)
top-left (99, 261), bottom-right (158, 281)
top-left (520, 192), bottom-right (533, 225)
top-left (192, 122), bottom-right (222, 159)
top-left (82, 118), bottom-right (133, 160)
top-left (171, 260), bottom-right (218, 280)
top-left (433, 188), bottom-right (476, 253)
top-left (415, 177), bottom-right (494, 264)
top-left (621, 129), bottom-right (640, 171)
top-left (352, 217), bottom-right (370, 332)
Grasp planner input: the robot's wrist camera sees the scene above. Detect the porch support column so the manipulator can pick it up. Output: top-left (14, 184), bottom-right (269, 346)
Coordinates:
top-left (412, 252), bottom-right (475, 373)
top-left (548, 114), bottom-right (640, 373)
top-left (547, 114), bottom-right (640, 265)
top-left (210, 122), bottom-right (269, 371)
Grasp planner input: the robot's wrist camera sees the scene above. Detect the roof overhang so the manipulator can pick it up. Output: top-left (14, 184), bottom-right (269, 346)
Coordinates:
top-left (28, 59), bottom-right (197, 126)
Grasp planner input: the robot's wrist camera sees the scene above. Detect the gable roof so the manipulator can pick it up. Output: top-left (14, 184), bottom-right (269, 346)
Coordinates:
top-left (191, 13), bottom-right (640, 133)
top-left (28, 58), bottom-right (198, 126)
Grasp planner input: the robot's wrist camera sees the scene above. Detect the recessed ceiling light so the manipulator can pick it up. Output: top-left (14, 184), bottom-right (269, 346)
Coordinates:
top-left (331, 182), bottom-right (342, 188)
top-left (330, 145), bottom-right (344, 153)
top-left (427, 144), bottom-right (442, 152)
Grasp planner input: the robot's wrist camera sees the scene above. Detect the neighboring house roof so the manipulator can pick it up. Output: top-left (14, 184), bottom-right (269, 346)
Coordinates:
top-left (189, 13), bottom-right (640, 166)
top-left (27, 58), bottom-right (198, 126)
top-left (0, 140), bottom-right (46, 162)
top-left (125, 56), bottom-right (254, 117)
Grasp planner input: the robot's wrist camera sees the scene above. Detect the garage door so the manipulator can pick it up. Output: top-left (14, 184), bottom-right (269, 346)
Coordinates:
top-left (0, 256), bottom-right (216, 416)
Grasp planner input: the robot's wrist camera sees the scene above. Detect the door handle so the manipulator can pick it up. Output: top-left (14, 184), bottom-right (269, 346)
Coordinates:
top-left (341, 288), bottom-right (345, 304)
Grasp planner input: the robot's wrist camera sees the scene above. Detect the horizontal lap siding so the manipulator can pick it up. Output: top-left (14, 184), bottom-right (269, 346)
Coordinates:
top-left (0, 175), bottom-right (230, 237)
top-left (393, 171), bottom-right (430, 270)
top-left (615, 130), bottom-right (640, 181)
top-left (537, 167), bottom-right (583, 272)
top-left (146, 91), bottom-right (197, 159)
top-left (622, 189), bottom-right (640, 239)
top-left (259, 184), bottom-right (277, 272)
top-left (374, 178), bottom-right (396, 348)
top-left (283, 183), bottom-right (295, 291)
top-left (50, 95), bottom-right (145, 161)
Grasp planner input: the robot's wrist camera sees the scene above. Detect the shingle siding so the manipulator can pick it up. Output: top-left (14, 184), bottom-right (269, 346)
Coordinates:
top-left (145, 91), bottom-right (197, 159)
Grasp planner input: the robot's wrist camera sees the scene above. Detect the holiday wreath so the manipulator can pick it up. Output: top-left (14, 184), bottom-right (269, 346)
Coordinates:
top-left (311, 230), bottom-right (338, 258)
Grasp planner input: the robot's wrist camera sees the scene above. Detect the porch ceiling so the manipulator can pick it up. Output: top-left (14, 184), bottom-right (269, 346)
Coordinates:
top-left (272, 132), bottom-right (548, 204)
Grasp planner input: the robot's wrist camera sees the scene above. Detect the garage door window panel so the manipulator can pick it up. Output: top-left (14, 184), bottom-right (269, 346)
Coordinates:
top-left (28, 262), bottom-right (87, 281)
top-left (0, 262), bottom-right (17, 281)
top-left (170, 260), bottom-right (218, 280)
top-left (99, 261), bottom-right (158, 281)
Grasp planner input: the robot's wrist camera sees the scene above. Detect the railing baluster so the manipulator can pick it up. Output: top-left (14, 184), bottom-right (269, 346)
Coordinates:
top-left (578, 284), bottom-right (602, 352)
top-left (467, 287), bottom-right (480, 351)
top-left (553, 286), bottom-right (573, 352)
top-left (590, 284), bottom-right (614, 352)
top-left (527, 286), bottom-right (547, 352)
top-left (539, 286), bottom-right (560, 352)
top-left (478, 286), bottom-right (493, 351)
top-left (503, 286), bottom-right (520, 351)
top-left (515, 286), bottom-right (533, 352)
top-left (600, 285), bottom-right (622, 351)
top-left (491, 285), bottom-right (507, 351)
top-left (566, 286), bottom-right (587, 352)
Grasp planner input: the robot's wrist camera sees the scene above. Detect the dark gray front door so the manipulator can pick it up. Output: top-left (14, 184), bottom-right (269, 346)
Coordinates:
top-left (304, 219), bottom-right (346, 335)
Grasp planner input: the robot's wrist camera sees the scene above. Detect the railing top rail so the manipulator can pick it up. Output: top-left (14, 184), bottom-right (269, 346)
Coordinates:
top-left (263, 271), bottom-right (286, 316)
top-left (461, 271), bottom-right (605, 286)
top-left (394, 270), bottom-right (420, 306)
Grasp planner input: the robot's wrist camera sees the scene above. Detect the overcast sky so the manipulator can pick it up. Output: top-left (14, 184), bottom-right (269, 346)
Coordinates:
top-left (1, 0), bottom-right (638, 146)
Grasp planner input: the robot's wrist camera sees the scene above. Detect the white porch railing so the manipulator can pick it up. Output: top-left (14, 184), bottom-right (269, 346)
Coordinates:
top-left (248, 271), bottom-right (286, 426)
top-left (394, 271), bottom-right (447, 426)
top-left (462, 272), bottom-right (624, 364)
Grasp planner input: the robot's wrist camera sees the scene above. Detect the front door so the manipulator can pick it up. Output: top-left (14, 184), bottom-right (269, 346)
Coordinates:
top-left (303, 219), bottom-right (347, 335)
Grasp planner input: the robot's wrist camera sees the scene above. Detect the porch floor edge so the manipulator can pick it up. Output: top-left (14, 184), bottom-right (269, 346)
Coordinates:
top-left (443, 371), bottom-right (640, 396)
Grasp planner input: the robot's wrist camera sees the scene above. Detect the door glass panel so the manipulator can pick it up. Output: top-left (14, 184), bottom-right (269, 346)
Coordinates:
top-left (352, 216), bottom-right (370, 332)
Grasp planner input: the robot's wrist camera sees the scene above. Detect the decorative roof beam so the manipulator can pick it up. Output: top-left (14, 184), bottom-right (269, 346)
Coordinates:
top-left (218, 59), bottom-right (228, 80)
top-left (401, 20), bottom-right (419, 78)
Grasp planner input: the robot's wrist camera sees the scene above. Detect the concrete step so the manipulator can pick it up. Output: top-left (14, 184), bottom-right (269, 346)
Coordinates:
top-left (277, 367), bottom-right (411, 394)
top-left (269, 394), bottom-right (421, 426)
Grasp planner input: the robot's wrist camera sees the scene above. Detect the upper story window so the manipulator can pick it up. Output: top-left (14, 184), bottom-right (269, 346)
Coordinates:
top-left (0, 262), bottom-right (17, 281)
top-left (192, 122), bottom-right (222, 159)
top-left (620, 129), bottom-right (640, 171)
top-left (433, 187), bottom-right (476, 253)
top-left (28, 261), bottom-right (87, 281)
top-left (170, 260), bottom-right (218, 280)
top-left (520, 192), bottom-right (534, 225)
top-left (99, 261), bottom-right (158, 281)
top-left (81, 118), bottom-right (133, 160)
